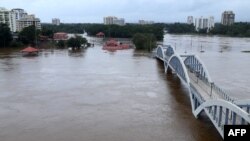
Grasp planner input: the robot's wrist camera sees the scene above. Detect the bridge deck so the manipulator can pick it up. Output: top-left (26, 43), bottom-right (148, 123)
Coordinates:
top-left (188, 70), bottom-right (222, 101)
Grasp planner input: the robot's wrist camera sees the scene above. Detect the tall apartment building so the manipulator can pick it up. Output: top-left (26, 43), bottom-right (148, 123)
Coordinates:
top-left (17, 14), bottom-right (41, 32)
top-left (11, 8), bottom-right (27, 20)
top-left (208, 16), bottom-right (214, 29)
top-left (104, 16), bottom-right (125, 25)
top-left (52, 18), bottom-right (60, 25)
top-left (138, 20), bottom-right (154, 25)
top-left (11, 8), bottom-right (27, 32)
top-left (187, 16), bottom-right (194, 25)
top-left (113, 18), bottom-right (125, 26)
top-left (0, 7), bottom-right (16, 32)
top-left (194, 16), bottom-right (214, 32)
top-left (221, 11), bottom-right (235, 25)
top-left (104, 16), bottom-right (117, 25)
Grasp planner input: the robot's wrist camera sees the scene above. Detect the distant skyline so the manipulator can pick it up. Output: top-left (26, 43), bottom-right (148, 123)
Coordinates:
top-left (2, 0), bottom-right (250, 23)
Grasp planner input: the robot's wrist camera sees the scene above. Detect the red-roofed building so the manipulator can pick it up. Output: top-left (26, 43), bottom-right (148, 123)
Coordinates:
top-left (21, 47), bottom-right (39, 52)
top-left (39, 35), bottom-right (49, 41)
top-left (103, 39), bottom-right (130, 50)
top-left (96, 32), bottom-right (105, 38)
top-left (21, 46), bottom-right (39, 56)
top-left (53, 32), bottom-right (68, 41)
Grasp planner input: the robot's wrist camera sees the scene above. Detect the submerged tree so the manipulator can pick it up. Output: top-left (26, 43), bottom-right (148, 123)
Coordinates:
top-left (132, 33), bottom-right (156, 52)
top-left (67, 36), bottom-right (88, 49)
top-left (57, 40), bottom-right (66, 48)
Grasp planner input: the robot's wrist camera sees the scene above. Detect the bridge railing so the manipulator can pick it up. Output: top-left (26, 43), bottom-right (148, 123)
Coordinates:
top-left (196, 73), bottom-right (236, 103)
top-left (186, 65), bottom-right (236, 103)
top-left (212, 83), bottom-right (236, 103)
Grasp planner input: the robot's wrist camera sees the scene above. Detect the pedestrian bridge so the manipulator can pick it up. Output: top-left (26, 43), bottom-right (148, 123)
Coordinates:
top-left (155, 45), bottom-right (250, 138)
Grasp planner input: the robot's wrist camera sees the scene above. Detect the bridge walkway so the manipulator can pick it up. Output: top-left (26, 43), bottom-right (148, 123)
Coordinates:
top-left (188, 70), bottom-right (222, 100)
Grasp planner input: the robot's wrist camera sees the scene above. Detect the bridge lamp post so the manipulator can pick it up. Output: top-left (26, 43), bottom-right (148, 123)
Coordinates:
top-left (195, 71), bottom-right (199, 83)
top-left (210, 82), bottom-right (214, 97)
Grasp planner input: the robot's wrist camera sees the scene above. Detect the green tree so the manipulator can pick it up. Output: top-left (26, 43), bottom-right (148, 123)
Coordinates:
top-left (19, 25), bottom-right (40, 45)
top-left (67, 36), bottom-right (88, 49)
top-left (41, 27), bottom-right (54, 38)
top-left (132, 33), bottom-right (146, 49)
top-left (57, 40), bottom-right (66, 48)
top-left (0, 23), bottom-right (13, 47)
top-left (198, 28), bottom-right (208, 34)
top-left (132, 33), bottom-right (156, 51)
top-left (167, 23), bottom-right (195, 33)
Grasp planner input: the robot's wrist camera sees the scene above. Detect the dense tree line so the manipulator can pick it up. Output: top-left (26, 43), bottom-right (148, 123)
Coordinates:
top-left (166, 23), bottom-right (196, 33)
top-left (0, 24), bottom-right (13, 47)
top-left (210, 22), bottom-right (250, 37)
top-left (41, 23), bottom-right (84, 34)
top-left (165, 22), bottom-right (250, 37)
top-left (42, 23), bottom-right (165, 40)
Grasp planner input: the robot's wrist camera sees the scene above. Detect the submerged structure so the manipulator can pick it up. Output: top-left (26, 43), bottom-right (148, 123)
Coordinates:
top-left (103, 39), bottom-right (130, 51)
top-left (21, 46), bottom-right (39, 56)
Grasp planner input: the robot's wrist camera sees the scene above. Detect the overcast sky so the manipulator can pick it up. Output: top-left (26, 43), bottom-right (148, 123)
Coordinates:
top-left (1, 0), bottom-right (250, 23)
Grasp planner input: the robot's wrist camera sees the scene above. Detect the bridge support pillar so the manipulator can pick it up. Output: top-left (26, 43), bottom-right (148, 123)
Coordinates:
top-left (213, 106), bottom-right (217, 121)
top-left (225, 109), bottom-right (229, 125)
top-left (232, 112), bottom-right (237, 124)
top-left (218, 106), bottom-right (222, 127)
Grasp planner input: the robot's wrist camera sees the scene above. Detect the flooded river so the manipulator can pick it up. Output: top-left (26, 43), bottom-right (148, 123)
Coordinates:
top-left (0, 34), bottom-right (249, 141)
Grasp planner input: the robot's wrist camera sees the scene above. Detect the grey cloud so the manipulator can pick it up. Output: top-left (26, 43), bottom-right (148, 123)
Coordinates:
top-left (1, 0), bottom-right (250, 23)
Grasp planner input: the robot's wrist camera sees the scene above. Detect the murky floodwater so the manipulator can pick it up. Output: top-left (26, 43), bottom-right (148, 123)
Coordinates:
top-left (1, 34), bottom-right (249, 141)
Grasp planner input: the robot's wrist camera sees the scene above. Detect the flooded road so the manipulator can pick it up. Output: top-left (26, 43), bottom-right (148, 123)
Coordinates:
top-left (1, 34), bottom-right (249, 141)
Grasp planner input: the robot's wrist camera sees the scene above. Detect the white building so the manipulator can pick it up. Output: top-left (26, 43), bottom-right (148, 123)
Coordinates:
top-left (104, 16), bottom-right (117, 25)
top-left (195, 17), bottom-right (201, 30)
top-left (17, 14), bottom-right (41, 32)
top-left (104, 16), bottom-right (125, 25)
top-left (52, 18), bottom-right (60, 25)
top-left (11, 8), bottom-right (27, 32)
top-left (113, 18), bottom-right (125, 26)
top-left (11, 8), bottom-right (27, 20)
top-left (194, 16), bottom-right (214, 32)
top-left (187, 16), bottom-right (194, 25)
top-left (208, 16), bottom-right (215, 30)
top-left (0, 7), bottom-right (41, 32)
top-left (221, 11), bottom-right (235, 25)
top-left (138, 20), bottom-right (154, 25)
top-left (0, 7), bottom-right (17, 32)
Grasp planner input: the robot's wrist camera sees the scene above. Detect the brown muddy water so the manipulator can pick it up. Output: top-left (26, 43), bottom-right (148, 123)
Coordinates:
top-left (1, 34), bottom-right (250, 141)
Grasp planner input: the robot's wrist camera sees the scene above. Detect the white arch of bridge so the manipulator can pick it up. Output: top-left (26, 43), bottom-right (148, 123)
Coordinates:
top-left (154, 45), bottom-right (250, 139)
